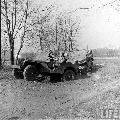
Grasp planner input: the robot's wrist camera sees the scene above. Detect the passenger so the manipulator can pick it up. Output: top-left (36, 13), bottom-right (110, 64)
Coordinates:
top-left (61, 52), bottom-right (67, 63)
top-left (48, 50), bottom-right (54, 61)
top-left (48, 50), bottom-right (56, 69)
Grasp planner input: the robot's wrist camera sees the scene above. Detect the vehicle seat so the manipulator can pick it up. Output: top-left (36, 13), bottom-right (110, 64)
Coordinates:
top-left (79, 59), bottom-right (86, 64)
top-left (47, 61), bottom-right (55, 69)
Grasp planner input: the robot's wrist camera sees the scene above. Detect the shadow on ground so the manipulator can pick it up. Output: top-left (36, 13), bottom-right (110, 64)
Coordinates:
top-left (0, 63), bottom-right (103, 84)
top-left (45, 63), bottom-right (103, 83)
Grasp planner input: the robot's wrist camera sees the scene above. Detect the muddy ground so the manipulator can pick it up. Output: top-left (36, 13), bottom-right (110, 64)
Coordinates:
top-left (0, 58), bottom-right (120, 120)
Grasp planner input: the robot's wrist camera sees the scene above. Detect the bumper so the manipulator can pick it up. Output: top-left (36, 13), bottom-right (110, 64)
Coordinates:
top-left (11, 65), bottom-right (20, 69)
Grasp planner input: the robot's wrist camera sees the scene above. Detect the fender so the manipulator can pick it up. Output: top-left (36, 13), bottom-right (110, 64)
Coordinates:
top-left (64, 67), bottom-right (78, 75)
top-left (21, 60), bottom-right (40, 71)
top-left (21, 60), bottom-right (51, 74)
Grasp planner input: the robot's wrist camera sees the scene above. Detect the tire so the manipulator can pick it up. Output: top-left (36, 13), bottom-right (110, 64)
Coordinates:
top-left (13, 68), bottom-right (24, 79)
top-left (62, 70), bottom-right (75, 82)
top-left (23, 65), bottom-right (39, 81)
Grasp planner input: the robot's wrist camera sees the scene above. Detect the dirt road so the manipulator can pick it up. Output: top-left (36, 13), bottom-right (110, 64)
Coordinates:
top-left (0, 58), bottom-right (120, 120)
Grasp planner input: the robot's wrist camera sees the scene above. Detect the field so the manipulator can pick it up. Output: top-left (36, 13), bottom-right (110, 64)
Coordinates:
top-left (0, 58), bottom-right (120, 120)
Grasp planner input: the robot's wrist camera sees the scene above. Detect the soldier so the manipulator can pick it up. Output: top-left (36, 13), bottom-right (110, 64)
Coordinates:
top-left (48, 50), bottom-right (56, 69)
top-left (48, 50), bottom-right (54, 61)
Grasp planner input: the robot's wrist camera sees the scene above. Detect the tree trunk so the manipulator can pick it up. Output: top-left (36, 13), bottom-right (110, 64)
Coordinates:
top-left (69, 36), bottom-right (73, 51)
top-left (16, 42), bottom-right (23, 65)
top-left (10, 47), bottom-right (14, 65)
top-left (69, 43), bottom-right (71, 52)
top-left (40, 37), bottom-right (43, 50)
top-left (55, 22), bottom-right (57, 45)
top-left (58, 42), bottom-right (60, 52)
top-left (0, 35), bottom-right (1, 69)
top-left (64, 32), bottom-right (67, 51)
top-left (70, 41), bottom-right (73, 50)
top-left (64, 40), bottom-right (67, 51)
top-left (9, 35), bottom-right (14, 65)
top-left (16, 34), bottom-right (25, 65)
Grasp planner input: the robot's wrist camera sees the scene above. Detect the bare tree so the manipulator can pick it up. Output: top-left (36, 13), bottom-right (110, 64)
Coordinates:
top-left (0, 35), bottom-right (1, 69)
top-left (53, 12), bottom-right (80, 53)
top-left (1, 0), bottom-right (31, 65)
top-left (25, 3), bottom-right (56, 52)
top-left (15, 0), bottom-right (30, 64)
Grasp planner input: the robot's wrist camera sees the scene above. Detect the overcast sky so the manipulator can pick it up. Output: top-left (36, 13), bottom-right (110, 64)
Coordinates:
top-left (52, 0), bottom-right (120, 49)
top-left (24, 0), bottom-right (120, 51)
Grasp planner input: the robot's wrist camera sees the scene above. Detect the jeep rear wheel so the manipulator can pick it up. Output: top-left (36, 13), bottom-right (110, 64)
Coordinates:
top-left (23, 65), bottom-right (39, 81)
top-left (62, 70), bottom-right (75, 81)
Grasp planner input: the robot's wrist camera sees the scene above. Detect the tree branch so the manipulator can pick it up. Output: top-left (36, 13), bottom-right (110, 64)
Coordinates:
top-left (16, 0), bottom-right (29, 63)
top-left (1, 11), bottom-right (6, 17)
top-left (13, 0), bottom-right (17, 33)
top-left (3, 0), bottom-right (10, 35)
top-left (12, 12), bottom-right (14, 33)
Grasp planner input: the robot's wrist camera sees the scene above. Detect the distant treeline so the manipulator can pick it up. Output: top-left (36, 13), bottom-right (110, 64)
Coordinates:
top-left (92, 48), bottom-right (120, 57)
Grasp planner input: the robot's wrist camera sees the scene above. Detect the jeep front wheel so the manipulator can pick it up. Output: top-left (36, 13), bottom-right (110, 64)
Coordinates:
top-left (62, 70), bottom-right (75, 81)
top-left (23, 65), bottom-right (39, 81)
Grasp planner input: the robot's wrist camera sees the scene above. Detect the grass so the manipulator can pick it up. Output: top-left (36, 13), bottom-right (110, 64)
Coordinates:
top-left (0, 58), bottom-right (120, 120)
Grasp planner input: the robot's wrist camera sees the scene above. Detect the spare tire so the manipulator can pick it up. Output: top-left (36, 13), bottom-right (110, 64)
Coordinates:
top-left (13, 68), bottom-right (24, 79)
top-left (23, 65), bottom-right (39, 81)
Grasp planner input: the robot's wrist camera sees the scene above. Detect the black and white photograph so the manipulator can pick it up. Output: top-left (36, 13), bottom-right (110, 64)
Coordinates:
top-left (1, 0), bottom-right (120, 120)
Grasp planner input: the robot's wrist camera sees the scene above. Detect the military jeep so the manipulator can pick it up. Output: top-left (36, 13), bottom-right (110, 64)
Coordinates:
top-left (12, 50), bottom-right (93, 82)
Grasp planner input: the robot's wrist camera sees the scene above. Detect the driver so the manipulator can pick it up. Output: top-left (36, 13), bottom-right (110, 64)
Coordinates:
top-left (61, 52), bottom-right (67, 63)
